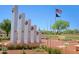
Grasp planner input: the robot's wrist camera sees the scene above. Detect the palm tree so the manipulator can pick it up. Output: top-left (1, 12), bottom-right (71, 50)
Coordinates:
top-left (0, 19), bottom-right (11, 37)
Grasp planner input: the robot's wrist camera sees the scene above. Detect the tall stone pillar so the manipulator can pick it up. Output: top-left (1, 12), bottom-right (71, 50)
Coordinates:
top-left (18, 13), bottom-right (25, 44)
top-left (24, 20), bottom-right (31, 44)
top-left (30, 25), bottom-right (37, 43)
top-left (11, 5), bottom-right (18, 44)
top-left (36, 31), bottom-right (41, 44)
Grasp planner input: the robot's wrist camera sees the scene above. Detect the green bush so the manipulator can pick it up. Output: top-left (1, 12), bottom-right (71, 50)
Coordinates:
top-left (16, 44), bottom-right (27, 49)
top-left (63, 37), bottom-right (71, 41)
top-left (2, 47), bottom-right (8, 54)
top-left (41, 45), bottom-right (48, 51)
top-left (0, 36), bottom-right (10, 41)
top-left (22, 48), bottom-right (26, 54)
top-left (7, 44), bottom-right (16, 50)
top-left (34, 48), bottom-right (45, 52)
top-left (40, 45), bottom-right (62, 54)
top-left (48, 48), bottom-right (62, 54)
top-left (7, 44), bottom-right (27, 50)
top-left (7, 44), bottom-right (39, 50)
top-left (26, 45), bottom-right (39, 50)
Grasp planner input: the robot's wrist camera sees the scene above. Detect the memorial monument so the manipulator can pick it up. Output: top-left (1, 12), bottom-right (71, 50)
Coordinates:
top-left (10, 5), bottom-right (41, 46)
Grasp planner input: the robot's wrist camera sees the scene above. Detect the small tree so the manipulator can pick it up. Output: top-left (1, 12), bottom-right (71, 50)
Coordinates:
top-left (51, 20), bottom-right (69, 34)
top-left (0, 19), bottom-right (11, 37)
top-left (63, 29), bottom-right (73, 34)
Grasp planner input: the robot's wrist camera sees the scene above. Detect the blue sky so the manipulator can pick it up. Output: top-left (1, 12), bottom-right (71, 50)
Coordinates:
top-left (0, 5), bottom-right (79, 30)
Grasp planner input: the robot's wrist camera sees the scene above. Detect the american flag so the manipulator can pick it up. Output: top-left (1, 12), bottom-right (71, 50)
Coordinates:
top-left (56, 9), bottom-right (62, 14)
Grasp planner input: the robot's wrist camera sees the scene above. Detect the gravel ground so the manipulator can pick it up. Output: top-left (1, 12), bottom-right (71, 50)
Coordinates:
top-left (41, 39), bottom-right (79, 54)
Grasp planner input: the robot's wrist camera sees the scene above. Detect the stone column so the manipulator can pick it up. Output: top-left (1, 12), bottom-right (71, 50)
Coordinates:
top-left (30, 25), bottom-right (37, 44)
top-left (11, 5), bottom-right (18, 44)
top-left (18, 13), bottom-right (25, 44)
top-left (24, 19), bottom-right (31, 44)
top-left (36, 31), bottom-right (41, 44)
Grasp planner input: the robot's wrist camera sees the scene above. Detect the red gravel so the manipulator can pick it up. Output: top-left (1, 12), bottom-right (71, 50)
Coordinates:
top-left (0, 39), bottom-right (79, 54)
top-left (41, 39), bottom-right (79, 54)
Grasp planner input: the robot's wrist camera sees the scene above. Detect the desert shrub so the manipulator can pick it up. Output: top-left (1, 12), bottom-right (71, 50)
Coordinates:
top-left (26, 44), bottom-right (40, 50)
top-left (40, 45), bottom-right (48, 52)
top-left (47, 48), bottom-right (62, 54)
top-left (0, 37), bottom-right (10, 41)
top-left (58, 35), bottom-right (65, 40)
top-left (7, 44), bottom-right (27, 50)
top-left (40, 45), bottom-right (62, 54)
top-left (7, 44), bottom-right (16, 50)
top-left (34, 48), bottom-right (45, 52)
top-left (43, 46), bottom-right (48, 51)
top-left (63, 37), bottom-right (72, 41)
top-left (16, 44), bottom-right (27, 49)
top-left (22, 48), bottom-right (26, 54)
top-left (41, 45), bottom-right (47, 49)
top-left (0, 37), bottom-right (4, 41)
top-left (2, 47), bottom-right (8, 54)
top-left (7, 44), bottom-right (39, 50)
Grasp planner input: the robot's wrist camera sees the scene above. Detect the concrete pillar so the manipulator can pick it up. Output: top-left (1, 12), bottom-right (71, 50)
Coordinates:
top-left (36, 31), bottom-right (41, 44)
top-left (11, 5), bottom-right (18, 44)
top-left (30, 25), bottom-right (37, 43)
top-left (18, 13), bottom-right (25, 44)
top-left (24, 19), bottom-right (31, 44)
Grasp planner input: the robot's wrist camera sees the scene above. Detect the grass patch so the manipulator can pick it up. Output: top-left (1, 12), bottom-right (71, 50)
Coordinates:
top-left (48, 48), bottom-right (62, 54)
top-left (43, 34), bottom-right (79, 40)
top-left (40, 45), bottom-right (62, 54)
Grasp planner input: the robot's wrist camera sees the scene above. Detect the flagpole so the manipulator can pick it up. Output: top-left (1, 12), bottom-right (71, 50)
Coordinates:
top-left (49, 11), bottom-right (52, 48)
top-left (55, 8), bottom-right (57, 35)
top-left (55, 8), bottom-right (57, 23)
